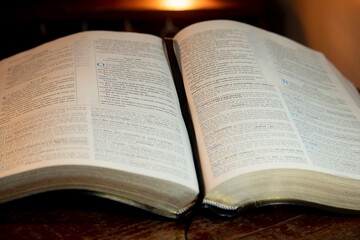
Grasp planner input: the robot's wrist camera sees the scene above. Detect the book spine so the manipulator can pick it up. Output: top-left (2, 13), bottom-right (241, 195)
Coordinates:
top-left (163, 37), bottom-right (205, 207)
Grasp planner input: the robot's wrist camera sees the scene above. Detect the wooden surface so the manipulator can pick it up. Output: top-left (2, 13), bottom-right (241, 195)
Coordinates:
top-left (1, 191), bottom-right (360, 239)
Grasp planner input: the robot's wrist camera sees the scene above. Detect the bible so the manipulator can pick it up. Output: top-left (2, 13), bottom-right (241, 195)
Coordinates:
top-left (1, 20), bottom-right (360, 218)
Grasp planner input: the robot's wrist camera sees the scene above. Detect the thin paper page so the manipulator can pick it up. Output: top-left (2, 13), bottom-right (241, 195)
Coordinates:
top-left (174, 20), bottom-right (360, 193)
top-left (263, 29), bottom-right (360, 178)
top-left (0, 31), bottom-right (198, 191)
top-left (174, 20), bottom-right (308, 192)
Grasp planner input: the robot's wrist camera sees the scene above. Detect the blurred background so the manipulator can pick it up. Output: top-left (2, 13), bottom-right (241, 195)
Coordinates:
top-left (1, 0), bottom-right (359, 88)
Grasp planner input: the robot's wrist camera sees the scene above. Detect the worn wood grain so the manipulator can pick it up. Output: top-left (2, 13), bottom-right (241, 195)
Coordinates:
top-left (0, 191), bottom-right (186, 240)
top-left (187, 206), bottom-right (360, 240)
top-left (1, 191), bottom-right (360, 239)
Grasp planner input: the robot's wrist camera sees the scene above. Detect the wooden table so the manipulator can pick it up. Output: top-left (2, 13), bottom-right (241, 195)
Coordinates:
top-left (1, 191), bottom-right (360, 239)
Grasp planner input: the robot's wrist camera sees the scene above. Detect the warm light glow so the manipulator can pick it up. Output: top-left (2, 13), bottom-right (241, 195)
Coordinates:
top-left (113, 0), bottom-right (224, 11)
top-left (162, 0), bottom-right (194, 10)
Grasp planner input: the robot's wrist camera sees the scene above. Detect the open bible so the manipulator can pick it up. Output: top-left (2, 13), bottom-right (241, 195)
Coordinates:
top-left (1, 20), bottom-right (360, 218)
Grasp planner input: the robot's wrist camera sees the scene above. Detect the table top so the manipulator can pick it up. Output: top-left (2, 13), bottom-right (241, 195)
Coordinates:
top-left (1, 191), bottom-right (360, 239)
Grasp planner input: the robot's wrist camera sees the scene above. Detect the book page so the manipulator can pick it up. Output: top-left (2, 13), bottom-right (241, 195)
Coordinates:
top-left (263, 29), bottom-right (360, 176)
top-left (0, 31), bottom-right (198, 191)
top-left (174, 20), bottom-right (360, 193)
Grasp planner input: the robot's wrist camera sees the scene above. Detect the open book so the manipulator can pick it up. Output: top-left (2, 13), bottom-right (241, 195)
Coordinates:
top-left (1, 20), bottom-right (360, 218)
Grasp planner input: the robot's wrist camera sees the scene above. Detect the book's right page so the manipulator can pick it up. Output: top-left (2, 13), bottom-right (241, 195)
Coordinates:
top-left (173, 20), bottom-right (360, 211)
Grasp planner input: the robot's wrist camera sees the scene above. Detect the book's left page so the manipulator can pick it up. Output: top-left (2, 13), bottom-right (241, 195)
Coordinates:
top-left (0, 31), bottom-right (198, 217)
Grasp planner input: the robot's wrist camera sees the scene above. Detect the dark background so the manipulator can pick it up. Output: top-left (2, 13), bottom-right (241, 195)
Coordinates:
top-left (0, 0), bottom-right (282, 60)
top-left (3, 0), bottom-right (359, 88)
